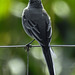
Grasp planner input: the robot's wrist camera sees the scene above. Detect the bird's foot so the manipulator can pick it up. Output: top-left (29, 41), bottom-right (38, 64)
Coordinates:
top-left (24, 39), bottom-right (35, 51)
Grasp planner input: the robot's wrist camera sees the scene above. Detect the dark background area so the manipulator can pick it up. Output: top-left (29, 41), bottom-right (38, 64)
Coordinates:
top-left (0, 0), bottom-right (75, 75)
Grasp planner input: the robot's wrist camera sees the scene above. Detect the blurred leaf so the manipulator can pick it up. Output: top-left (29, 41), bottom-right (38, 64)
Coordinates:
top-left (52, 1), bottom-right (70, 18)
top-left (0, 0), bottom-right (10, 20)
top-left (10, 1), bottom-right (26, 18)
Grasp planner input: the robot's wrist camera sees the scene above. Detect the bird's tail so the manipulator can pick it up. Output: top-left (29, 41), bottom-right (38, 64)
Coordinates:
top-left (41, 45), bottom-right (56, 75)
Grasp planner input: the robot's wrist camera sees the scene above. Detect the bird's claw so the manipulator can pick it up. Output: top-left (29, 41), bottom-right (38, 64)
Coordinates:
top-left (24, 39), bottom-right (35, 51)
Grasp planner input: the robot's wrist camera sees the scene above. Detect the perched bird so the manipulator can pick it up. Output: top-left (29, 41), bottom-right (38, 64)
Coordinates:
top-left (22, 0), bottom-right (55, 75)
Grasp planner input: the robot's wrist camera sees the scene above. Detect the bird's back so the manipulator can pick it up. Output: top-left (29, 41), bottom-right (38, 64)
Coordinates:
top-left (32, 9), bottom-right (50, 43)
top-left (23, 7), bottom-right (51, 45)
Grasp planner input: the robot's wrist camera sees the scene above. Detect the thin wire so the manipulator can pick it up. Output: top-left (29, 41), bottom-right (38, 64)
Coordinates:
top-left (27, 48), bottom-right (29, 75)
top-left (0, 45), bottom-right (75, 48)
top-left (31, 45), bottom-right (75, 47)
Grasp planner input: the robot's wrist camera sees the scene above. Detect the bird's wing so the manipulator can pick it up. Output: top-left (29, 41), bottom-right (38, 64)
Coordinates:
top-left (43, 10), bottom-right (52, 43)
top-left (22, 12), bottom-right (43, 45)
top-left (46, 19), bottom-right (52, 42)
top-left (27, 19), bottom-right (42, 41)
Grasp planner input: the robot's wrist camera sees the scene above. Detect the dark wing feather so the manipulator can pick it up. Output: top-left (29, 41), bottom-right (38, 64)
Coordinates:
top-left (42, 9), bottom-right (52, 43)
top-left (22, 13), bottom-right (43, 44)
top-left (45, 17), bottom-right (52, 43)
top-left (47, 21), bottom-right (52, 39)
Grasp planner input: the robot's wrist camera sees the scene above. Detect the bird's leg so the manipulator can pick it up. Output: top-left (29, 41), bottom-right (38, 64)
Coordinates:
top-left (24, 39), bottom-right (35, 50)
top-left (26, 39), bottom-right (35, 48)
top-left (27, 39), bottom-right (35, 46)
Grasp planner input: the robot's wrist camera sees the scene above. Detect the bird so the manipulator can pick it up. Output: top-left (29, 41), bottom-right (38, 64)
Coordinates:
top-left (22, 0), bottom-right (55, 75)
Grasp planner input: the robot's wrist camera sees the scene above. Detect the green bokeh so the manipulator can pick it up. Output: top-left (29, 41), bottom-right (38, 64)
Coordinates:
top-left (0, 0), bottom-right (75, 75)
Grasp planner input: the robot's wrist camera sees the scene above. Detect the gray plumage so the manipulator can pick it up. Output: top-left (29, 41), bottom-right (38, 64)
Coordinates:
top-left (22, 0), bottom-right (55, 75)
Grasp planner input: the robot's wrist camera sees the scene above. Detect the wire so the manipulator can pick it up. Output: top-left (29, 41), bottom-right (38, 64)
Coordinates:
top-left (0, 45), bottom-right (75, 48)
top-left (27, 47), bottom-right (29, 75)
top-left (31, 45), bottom-right (75, 47)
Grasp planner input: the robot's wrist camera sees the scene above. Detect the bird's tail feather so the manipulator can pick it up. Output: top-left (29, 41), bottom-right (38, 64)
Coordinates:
top-left (41, 45), bottom-right (56, 75)
top-left (50, 47), bottom-right (57, 58)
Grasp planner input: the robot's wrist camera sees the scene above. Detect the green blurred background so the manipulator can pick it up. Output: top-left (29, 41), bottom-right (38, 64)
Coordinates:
top-left (0, 0), bottom-right (75, 75)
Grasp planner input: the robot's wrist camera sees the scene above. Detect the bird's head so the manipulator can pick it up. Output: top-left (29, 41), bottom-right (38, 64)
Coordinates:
top-left (29, 0), bottom-right (41, 4)
top-left (29, 0), bottom-right (43, 8)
